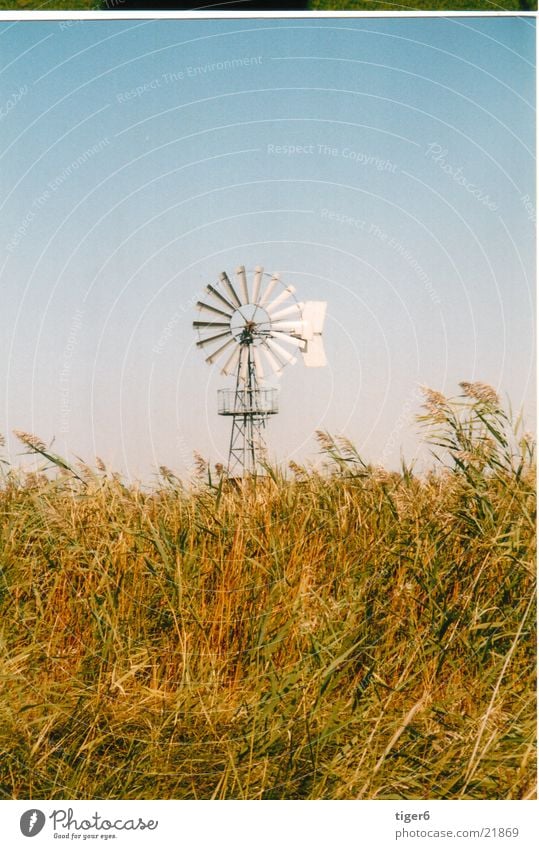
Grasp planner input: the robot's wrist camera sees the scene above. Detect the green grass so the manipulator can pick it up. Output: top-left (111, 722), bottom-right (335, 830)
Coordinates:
top-left (0, 1), bottom-right (100, 9)
top-left (1, 1), bottom-right (535, 10)
top-left (312, 1), bottom-right (535, 9)
top-left (0, 383), bottom-right (535, 799)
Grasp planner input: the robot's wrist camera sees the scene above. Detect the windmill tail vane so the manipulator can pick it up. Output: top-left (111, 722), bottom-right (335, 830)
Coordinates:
top-left (193, 265), bottom-right (327, 477)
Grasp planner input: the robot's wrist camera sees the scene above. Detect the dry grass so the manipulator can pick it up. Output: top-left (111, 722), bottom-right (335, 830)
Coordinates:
top-left (0, 387), bottom-right (535, 799)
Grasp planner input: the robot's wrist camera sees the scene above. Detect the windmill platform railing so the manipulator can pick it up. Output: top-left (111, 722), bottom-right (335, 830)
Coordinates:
top-left (218, 387), bottom-right (278, 416)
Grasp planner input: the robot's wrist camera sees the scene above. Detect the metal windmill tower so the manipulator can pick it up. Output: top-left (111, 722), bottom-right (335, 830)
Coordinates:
top-left (193, 265), bottom-right (327, 477)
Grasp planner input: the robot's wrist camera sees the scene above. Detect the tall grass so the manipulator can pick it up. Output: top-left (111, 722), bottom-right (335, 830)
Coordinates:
top-left (0, 1), bottom-right (101, 9)
top-left (0, 384), bottom-right (535, 799)
top-left (311, 1), bottom-right (534, 11)
top-left (0, 1), bottom-right (534, 11)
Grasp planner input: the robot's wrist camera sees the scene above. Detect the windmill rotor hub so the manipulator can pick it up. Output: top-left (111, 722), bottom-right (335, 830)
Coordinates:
top-left (230, 303), bottom-right (271, 342)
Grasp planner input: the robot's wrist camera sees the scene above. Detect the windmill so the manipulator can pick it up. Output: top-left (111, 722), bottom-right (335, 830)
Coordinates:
top-left (193, 265), bottom-right (327, 477)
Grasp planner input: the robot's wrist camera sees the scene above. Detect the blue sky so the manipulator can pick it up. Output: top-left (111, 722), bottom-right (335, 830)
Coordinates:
top-left (0, 16), bottom-right (535, 479)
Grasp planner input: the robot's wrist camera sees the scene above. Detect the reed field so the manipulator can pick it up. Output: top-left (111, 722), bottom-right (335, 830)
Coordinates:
top-left (0, 383), bottom-right (535, 799)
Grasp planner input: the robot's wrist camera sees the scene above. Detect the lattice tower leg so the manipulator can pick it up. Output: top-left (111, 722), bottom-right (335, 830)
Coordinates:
top-left (226, 346), bottom-right (269, 477)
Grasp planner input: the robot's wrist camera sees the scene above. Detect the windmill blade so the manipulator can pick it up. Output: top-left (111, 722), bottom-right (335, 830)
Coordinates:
top-left (252, 266), bottom-right (263, 304)
top-left (220, 272), bottom-right (242, 308)
top-left (253, 346), bottom-right (265, 382)
top-left (261, 341), bottom-right (284, 375)
top-left (259, 273), bottom-right (280, 307)
top-left (206, 283), bottom-right (236, 314)
top-left (270, 330), bottom-right (305, 349)
top-left (269, 319), bottom-right (304, 334)
top-left (193, 320), bottom-right (230, 330)
top-left (221, 345), bottom-right (241, 376)
top-left (196, 329), bottom-right (232, 349)
top-left (236, 265), bottom-right (249, 304)
top-left (205, 336), bottom-right (236, 364)
top-left (196, 301), bottom-right (232, 320)
top-left (266, 338), bottom-right (297, 366)
top-left (269, 302), bottom-right (303, 322)
top-left (266, 285), bottom-right (296, 315)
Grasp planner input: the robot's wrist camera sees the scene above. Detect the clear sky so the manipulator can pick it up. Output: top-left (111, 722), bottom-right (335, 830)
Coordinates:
top-left (0, 15), bottom-right (535, 479)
